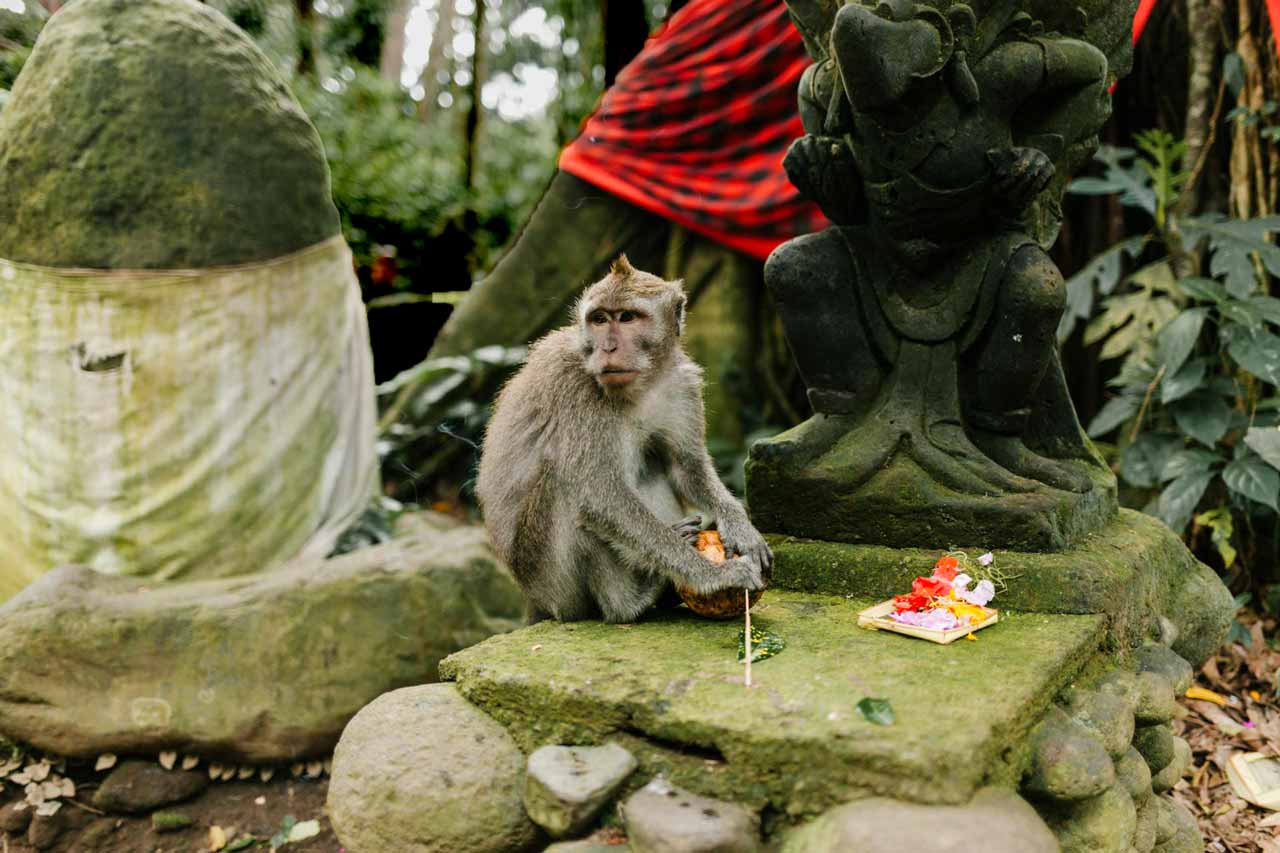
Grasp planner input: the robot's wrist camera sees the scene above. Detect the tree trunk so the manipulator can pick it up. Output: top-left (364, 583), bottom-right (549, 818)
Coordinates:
top-left (417, 0), bottom-right (457, 120)
top-left (380, 0), bottom-right (409, 83)
top-left (463, 0), bottom-right (484, 191)
top-left (602, 0), bottom-right (648, 86)
top-left (1230, 0), bottom-right (1271, 219)
top-left (296, 0), bottom-right (317, 77)
top-left (1177, 0), bottom-right (1221, 216)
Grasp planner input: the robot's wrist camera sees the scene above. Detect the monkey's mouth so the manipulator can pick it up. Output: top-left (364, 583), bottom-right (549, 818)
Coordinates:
top-left (599, 368), bottom-right (639, 387)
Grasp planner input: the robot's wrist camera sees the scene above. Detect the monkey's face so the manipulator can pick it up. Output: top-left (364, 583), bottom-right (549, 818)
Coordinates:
top-left (581, 299), bottom-right (665, 391)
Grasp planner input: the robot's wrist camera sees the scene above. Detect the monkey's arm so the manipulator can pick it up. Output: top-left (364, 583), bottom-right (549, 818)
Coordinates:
top-left (669, 445), bottom-right (773, 574)
top-left (580, 488), bottom-right (764, 595)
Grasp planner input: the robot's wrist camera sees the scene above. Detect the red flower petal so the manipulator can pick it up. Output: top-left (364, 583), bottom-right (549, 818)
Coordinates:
top-left (893, 592), bottom-right (932, 611)
top-left (933, 556), bottom-right (959, 580)
top-left (912, 576), bottom-right (952, 597)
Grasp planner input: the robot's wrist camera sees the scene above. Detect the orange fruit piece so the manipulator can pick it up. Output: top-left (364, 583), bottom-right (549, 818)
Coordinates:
top-left (678, 529), bottom-right (765, 619)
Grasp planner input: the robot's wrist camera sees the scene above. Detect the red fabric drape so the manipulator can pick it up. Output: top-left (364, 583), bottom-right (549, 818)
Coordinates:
top-left (1133, 0), bottom-right (1159, 43)
top-left (558, 0), bottom-right (826, 260)
top-left (562, 1), bottom-right (1168, 260)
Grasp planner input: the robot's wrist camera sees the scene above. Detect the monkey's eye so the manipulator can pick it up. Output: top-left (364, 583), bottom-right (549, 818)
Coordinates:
top-left (590, 311), bottom-right (608, 325)
top-left (619, 310), bottom-right (637, 323)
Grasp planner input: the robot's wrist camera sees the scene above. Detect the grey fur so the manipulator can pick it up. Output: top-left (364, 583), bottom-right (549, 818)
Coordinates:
top-left (476, 265), bottom-right (771, 623)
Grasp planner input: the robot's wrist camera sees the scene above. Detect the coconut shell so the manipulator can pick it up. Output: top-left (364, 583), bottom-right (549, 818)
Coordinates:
top-left (677, 530), bottom-right (765, 619)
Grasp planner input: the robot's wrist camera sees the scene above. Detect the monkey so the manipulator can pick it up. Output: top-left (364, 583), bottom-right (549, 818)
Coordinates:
top-left (476, 256), bottom-right (772, 624)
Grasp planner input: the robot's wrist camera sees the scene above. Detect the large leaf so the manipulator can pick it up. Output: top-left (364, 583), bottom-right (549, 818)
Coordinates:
top-left (1120, 433), bottom-right (1183, 489)
top-left (1177, 277), bottom-right (1228, 303)
top-left (1085, 263), bottom-right (1180, 364)
top-left (1160, 358), bottom-right (1207, 405)
top-left (1223, 454), bottom-right (1280, 510)
top-left (1161, 447), bottom-right (1223, 482)
top-left (1157, 470), bottom-right (1216, 532)
top-left (1250, 294), bottom-right (1280, 326)
top-left (1058, 237), bottom-right (1145, 341)
top-left (1087, 395), bottom-right (1141, 438)
top-left (1155, 307), bottom-right (1209, 377)
top-left (1245, 426), bottom-right (1280, 470)
top-left (1170, 391), bottom-right (1232, 448)
top-left (1182, 214), bottom-right (1280, 298)
top-left (1067, 146), bottom-right (1157, 214)
top-left (1227, 327), bottom-right (1280, 386)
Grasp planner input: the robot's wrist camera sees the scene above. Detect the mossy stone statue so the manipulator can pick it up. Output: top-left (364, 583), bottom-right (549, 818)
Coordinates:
top-left (0, 0), bottom-right (339, 269)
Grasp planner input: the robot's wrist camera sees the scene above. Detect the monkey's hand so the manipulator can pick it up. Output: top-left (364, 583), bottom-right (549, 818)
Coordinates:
top-left (987, 146), bottom-right (1055, 211)
top-left (672, 515), bottom-right (703, 548)
top-left (721, 555), bottom-right (766, 592)
top-left (717, 516), bottom-right (773, 579)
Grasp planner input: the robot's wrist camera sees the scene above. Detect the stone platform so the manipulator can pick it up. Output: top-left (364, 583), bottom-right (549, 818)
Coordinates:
top-left (766, 509), bottom-right (1233, 666)
top-left (441, 591), bottom-right (1106, 821)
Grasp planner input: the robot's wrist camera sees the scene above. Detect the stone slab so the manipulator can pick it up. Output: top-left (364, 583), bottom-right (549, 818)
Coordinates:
top-left (765, 509), bottom-right (1232, 665)
top-left (0, 520), bottom-right (524, 761)
top-left (441, 591), bottom-right (1106, 819)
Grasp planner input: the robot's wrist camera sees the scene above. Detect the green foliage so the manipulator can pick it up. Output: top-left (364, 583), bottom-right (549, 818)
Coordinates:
top-left (0, 8), bottom-right (42, 99)
top-left (376, 344), bottom-right (527, 498)
top-left (1067, 131), bottom-right (1280, 568)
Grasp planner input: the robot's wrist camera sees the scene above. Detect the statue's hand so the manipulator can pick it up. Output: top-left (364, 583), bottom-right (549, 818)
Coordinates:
top-left (987, 147), bottom-right (1056, 211)
top-left (784, 135), bottom-right (864, 225)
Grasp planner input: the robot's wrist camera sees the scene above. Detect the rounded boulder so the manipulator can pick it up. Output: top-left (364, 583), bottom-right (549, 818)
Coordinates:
top-left (0, 0), bottom-right (338, 269)
top-left (327, 684), bottom-right (541, 853)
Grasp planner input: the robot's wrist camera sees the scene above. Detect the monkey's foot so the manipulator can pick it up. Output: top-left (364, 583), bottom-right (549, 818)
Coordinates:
top-left (969, 431), bottom-right (1095, 494)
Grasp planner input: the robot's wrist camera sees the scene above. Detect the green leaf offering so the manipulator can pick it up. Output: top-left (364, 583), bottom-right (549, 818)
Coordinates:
top-left (737, 626), bottom-right (785, 663)
top-left (856, 697), bottom-right (896, 726)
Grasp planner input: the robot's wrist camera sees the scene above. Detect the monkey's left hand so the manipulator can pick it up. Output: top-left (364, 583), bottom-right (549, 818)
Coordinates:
top-left (717, 516), bottom-right (773, 579)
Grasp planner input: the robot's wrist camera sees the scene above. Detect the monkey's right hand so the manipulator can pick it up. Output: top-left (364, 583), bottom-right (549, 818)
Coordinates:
top-left (722, 555), bottom-right (766, 593)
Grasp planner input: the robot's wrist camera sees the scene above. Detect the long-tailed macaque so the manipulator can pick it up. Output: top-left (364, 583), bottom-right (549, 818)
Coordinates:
top-left (476, 256), bottom-right (772, 623)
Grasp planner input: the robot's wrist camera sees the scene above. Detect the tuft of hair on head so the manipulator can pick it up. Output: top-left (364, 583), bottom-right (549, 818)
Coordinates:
top-left (610, 253), bottom-right (635, 276)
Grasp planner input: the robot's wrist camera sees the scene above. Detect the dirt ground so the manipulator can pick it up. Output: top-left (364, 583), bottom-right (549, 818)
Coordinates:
top-left (0, 768), bottom-right (337, 853)
top-left (1175, 608), bottom-right (1280, 852)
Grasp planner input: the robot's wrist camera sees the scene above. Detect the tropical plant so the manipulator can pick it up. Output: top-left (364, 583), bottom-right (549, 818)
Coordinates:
top-left (1065, 128), bottom-right (1280, 574)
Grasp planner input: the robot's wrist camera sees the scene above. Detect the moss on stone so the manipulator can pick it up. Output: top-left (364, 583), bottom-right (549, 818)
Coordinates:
top-left (746, 436), bottom-right (1118, 553)
top-left (0, 0), bottom-right (338, 269)
top-left (765, 509), bottom-right (1232, 666)
top-left (441, 591), bottom-right (1106, 820)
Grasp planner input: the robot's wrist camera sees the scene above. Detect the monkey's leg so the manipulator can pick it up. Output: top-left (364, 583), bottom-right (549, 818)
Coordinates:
top-left (584, 541), bottom-right (668, 624)
top-left (962, 245), bottom-right (1093, 493)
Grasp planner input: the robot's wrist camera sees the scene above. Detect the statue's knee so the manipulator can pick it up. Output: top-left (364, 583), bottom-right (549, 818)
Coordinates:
top-left (765, 230), bottom-right (842, 303)
top-left (1004, 246), bottom-right (1065, 326)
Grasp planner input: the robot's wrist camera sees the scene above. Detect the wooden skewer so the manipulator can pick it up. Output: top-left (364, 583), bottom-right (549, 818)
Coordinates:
top-left (744, 589), bottom-right (752, 688)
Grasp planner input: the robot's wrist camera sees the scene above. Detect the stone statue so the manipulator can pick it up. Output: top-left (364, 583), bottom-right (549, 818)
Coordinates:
top-left (746, 0), bottom-right (1135, 550)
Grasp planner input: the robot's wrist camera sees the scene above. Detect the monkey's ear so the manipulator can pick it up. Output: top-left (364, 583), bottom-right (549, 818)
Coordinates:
top-left (611, 254), bottom-right (635, 276)
top-left (672, 290), bottom-right (688, 337)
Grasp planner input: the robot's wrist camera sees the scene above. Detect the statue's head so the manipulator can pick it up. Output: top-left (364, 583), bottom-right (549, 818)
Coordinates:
top-left (831, 1), bottom-right (977, 112)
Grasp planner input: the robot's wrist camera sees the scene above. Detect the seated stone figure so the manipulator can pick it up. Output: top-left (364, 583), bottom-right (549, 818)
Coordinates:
top-left (747, 0), bottom-right (1123, 550)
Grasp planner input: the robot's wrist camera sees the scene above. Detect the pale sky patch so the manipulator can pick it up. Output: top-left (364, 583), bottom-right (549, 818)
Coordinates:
top-left (401, 0), bottom-right (561, 118)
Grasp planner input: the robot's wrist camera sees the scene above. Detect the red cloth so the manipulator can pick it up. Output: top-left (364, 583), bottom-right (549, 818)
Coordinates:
top-left (1133, 0), bottom-right (1158, 43)
top-left (558, 0), bottom-right (826, 260)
